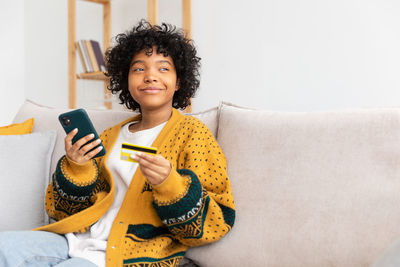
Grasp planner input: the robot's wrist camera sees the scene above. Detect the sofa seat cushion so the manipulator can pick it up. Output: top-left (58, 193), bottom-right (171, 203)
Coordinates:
top-left (186, 102), bottom-right (400, 267)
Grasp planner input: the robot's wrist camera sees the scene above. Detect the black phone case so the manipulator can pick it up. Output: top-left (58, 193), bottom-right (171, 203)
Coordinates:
top-left (58, 109), bottom-right (106, 158)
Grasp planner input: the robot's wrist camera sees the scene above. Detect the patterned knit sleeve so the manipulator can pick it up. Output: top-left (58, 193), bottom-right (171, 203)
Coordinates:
top-left (151, 117), bottom-right (235, 247)
top-left (45, 132), bottom-right (109, 222)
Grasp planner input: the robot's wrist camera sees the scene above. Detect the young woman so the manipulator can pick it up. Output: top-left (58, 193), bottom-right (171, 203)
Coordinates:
top-left (0, 20), bottom-right (235, 267)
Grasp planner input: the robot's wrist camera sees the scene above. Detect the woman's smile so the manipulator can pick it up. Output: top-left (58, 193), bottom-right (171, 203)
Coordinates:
top-left (140, 86), bottom-right (164, 93)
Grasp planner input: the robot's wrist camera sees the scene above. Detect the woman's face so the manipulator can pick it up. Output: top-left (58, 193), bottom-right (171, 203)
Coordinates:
top-left (128, 47), bottom-right (179, 113)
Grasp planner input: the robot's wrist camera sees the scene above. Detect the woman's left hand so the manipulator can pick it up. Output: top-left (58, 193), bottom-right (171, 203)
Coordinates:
top-left (131, 152), bottom-right (172, 185)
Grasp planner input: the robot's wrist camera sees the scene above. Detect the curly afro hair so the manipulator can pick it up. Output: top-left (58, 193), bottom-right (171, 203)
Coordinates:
top-left (105, 19), bottom-right (201, 111)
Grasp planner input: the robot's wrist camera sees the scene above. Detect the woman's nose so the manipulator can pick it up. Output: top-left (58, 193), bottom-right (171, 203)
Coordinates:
top-left (144, 70), bottom-right (158, 83)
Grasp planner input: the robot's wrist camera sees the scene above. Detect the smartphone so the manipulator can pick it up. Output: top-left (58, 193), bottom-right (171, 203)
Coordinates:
top-left (58, 109), bottom-right (106, 158)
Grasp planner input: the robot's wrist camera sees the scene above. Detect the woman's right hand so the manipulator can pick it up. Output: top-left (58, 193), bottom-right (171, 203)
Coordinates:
top-left (65, 128), bottom-right (103, 164)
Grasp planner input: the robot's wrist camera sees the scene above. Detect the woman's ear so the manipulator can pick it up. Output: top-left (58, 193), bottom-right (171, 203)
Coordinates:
top-left (175, 80), bottom-right (180, 91)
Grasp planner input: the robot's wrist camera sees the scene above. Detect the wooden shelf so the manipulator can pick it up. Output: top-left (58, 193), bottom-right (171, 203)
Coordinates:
top-left (77, 72), bottom-right (107, 80)
top-left (68, 0), bottom-right (111, 109)
top-left (82, 0), bottom-right (110, 4)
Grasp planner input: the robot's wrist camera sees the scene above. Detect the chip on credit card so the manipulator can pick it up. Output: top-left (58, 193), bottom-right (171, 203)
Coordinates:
top-left (120, 142), bottom-right (158, 163)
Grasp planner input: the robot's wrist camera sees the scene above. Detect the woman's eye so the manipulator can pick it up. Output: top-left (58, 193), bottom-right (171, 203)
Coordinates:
top-left (133, 67), bottom-right (144, 72)
top-left (160, 67), bottom-right (169, 71)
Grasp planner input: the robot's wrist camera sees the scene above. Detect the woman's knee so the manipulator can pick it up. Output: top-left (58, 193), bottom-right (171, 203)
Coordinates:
top-left (0, 231), bottom-right (25, 251)
top-left (0, 231), bottom-right (32, 265)
top-left (0, 231), bottom-right (69, 266)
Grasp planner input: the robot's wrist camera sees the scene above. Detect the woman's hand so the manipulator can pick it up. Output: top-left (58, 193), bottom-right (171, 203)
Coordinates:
top-left (65, 128), bottom-right (103, 164)
top-left (131, 152), bottom-right (172, 185)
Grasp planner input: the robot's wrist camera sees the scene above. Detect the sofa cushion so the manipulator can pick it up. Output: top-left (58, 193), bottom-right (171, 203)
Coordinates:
top-left (0, 131), bottom-right (56, 230)
top-left (186, 102), bottom-right (400, 267)
top-left (188, 106), bottom-right (219, 138)
top-left (0, 118), bottom-right (34, 135)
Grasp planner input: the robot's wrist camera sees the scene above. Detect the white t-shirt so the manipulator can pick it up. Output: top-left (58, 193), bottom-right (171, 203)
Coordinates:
top-left (66, 121), bottom-right (167, 267)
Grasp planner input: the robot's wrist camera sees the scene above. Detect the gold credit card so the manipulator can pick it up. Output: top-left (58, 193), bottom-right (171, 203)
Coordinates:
top-left (120, 142), bottom-right (158, 163)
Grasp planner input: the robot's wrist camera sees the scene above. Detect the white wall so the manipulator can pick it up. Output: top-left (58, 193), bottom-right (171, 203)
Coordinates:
top-left (3, 0), bottom-right (400, 124)
top-left (0, 0), bottom-right (25, 125)
top-left (191, 0), bottom-right (400, 112)
top-left (24, 0), bottom-right (68, 109)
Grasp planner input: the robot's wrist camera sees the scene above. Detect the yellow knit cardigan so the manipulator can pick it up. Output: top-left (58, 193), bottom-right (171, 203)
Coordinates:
top-left (36, 109), bottom-right (235, 267)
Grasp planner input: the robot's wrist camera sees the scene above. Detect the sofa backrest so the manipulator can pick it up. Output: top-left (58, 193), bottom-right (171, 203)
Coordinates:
top-left (185, 102), bottom-right (400, 267)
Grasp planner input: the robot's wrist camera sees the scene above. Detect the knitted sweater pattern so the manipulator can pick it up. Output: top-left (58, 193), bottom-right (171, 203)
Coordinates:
top-left (36, 109), bottom-right (235, 267)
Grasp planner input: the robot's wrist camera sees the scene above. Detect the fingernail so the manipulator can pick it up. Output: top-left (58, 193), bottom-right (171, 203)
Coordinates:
top-left (89, 134), bottom-right (95, 138)
top-left (96, 139), bottom-right (101, 143)
top-left (136, 152), bottom-right (142, 156)
top-left (73, 128), bottom-right (78, 132)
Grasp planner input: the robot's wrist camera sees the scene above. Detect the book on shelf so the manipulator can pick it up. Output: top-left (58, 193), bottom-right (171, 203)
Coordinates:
top-left (86, 40), bottom-right (99, 72)
top-left (90, 40), bottom-right (106, 72)
top-left (79, 40), bottom-right (93, 72)
top-left (76, 39), bottom-right (106, 74)
top-left (75, 42), bottom-right (87, 73)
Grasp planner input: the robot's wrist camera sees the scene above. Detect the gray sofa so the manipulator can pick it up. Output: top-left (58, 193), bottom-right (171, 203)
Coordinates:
top-left (3, 99), bottom-right (400, 266)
